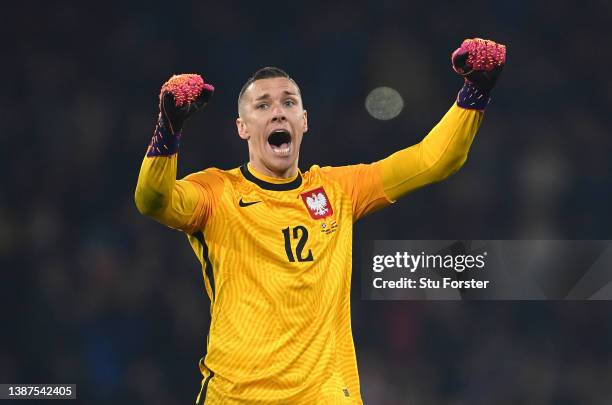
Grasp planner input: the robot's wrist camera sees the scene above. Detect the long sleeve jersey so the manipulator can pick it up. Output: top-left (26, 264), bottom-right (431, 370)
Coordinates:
top-left (135, 102), bottom-right (483, 405)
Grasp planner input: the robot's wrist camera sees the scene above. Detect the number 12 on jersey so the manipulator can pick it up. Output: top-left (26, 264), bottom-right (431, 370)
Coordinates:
top-left (282, 226), bottom-right (314, 262)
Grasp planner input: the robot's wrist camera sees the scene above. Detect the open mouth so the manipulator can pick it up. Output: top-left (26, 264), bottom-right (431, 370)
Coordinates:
top-left (267, 130), bottom-right (292, 156)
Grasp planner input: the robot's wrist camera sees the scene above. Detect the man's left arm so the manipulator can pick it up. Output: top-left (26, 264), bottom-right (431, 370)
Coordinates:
top-left (377, 38), bottom-right (506, 202)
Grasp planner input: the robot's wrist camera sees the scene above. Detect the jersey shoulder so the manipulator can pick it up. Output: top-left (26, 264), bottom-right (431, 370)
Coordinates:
top-left (183, 166), bottom-right (242, 187)
top-left (303, 163), bottom-right (375, 188)
top-left (304, 164), bottom-right (361, 193)
top-left (303, 164), bottom-right (342, 182)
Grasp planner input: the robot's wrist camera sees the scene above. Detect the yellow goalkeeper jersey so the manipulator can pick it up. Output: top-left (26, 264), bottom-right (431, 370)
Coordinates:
top-left (188, 162), bottom-right (389, 404)
top-left (135, 103), bottom-right (483, 404)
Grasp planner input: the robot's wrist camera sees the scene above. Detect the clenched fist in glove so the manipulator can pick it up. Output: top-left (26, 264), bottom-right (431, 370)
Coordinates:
top-left (451, 38), bottom-right (506, 110)
top-left (148, 74), bottom-right (215, 157)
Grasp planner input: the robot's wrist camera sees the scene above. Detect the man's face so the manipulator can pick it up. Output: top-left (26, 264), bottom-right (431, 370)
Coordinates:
top-left (236, 77), bottom-right (308, 178)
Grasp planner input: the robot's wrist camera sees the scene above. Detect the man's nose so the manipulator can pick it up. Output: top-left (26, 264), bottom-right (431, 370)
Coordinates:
top-left (271, 104), bottom-right (286, 122)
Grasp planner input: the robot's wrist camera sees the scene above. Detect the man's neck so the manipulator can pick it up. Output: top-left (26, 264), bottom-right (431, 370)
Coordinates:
top-left (248, 161), bottom-right (298, 180)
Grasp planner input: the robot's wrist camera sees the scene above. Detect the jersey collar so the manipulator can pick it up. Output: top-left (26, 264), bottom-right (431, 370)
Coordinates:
top-left (240, 164), bottom-right (303, 191)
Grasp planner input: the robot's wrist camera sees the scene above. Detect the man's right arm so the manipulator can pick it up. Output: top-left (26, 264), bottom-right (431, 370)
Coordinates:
top-left (134, 74), bottom-right (217, 234)
top-left (135, 154), bottom-right (212, 233)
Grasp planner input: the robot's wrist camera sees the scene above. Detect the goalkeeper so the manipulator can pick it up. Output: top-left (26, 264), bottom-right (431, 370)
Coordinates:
top-left (135, 38), bottom-right (506, 404)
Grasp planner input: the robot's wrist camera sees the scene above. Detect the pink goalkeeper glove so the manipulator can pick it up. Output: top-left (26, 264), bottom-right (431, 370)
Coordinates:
top-left (451, 38), bottom-right (506, 110)
top-left (452, 38), bottom-right (506, 92)
top-left (148, 74), bottom-right (214, 157)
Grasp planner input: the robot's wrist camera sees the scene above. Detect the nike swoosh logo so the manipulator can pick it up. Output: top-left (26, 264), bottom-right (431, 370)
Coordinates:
top-left (239, 198), bottom-right (262, 207)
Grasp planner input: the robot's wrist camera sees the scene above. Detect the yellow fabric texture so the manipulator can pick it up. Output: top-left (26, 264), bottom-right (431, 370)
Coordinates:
top-left (134, 103), bottom-right (483, 404)
top-left (378, 103), bottom-right (483, 201)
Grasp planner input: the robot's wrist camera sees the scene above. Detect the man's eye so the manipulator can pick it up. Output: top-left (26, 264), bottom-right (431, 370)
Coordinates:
top-left (284, 100), bottom-right (296, 107)
top-left (256, 103), bottom-right (269, 110)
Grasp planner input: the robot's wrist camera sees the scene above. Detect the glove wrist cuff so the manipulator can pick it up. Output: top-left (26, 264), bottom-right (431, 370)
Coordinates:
top-left (147, 115), bottom-right (182, 157)
top-left (456, 81), bottom-right (491, 111)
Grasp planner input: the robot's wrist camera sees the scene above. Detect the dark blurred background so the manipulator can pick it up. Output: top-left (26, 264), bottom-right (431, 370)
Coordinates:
top-left (2, 1), bottom-right (612, 404)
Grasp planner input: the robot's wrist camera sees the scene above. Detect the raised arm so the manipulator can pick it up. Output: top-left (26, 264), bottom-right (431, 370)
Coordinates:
top-left (320, 39), bottom-right (506, 223)
top-left (135, 74), bottom-right (219, 233)
top-left (378, 38), bottom-right (506, 201)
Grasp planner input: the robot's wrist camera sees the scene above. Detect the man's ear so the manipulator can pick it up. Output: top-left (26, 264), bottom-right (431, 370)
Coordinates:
top-left (302, 110), bottom-right (308, 133)
top-left (236, 117), bottom-right (249, 140)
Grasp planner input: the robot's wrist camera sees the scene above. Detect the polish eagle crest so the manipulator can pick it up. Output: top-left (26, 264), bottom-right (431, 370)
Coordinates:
top-left (300, 187), bottom-right (334, 219)
top-left (306, 192), bottom-right (328, 216)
